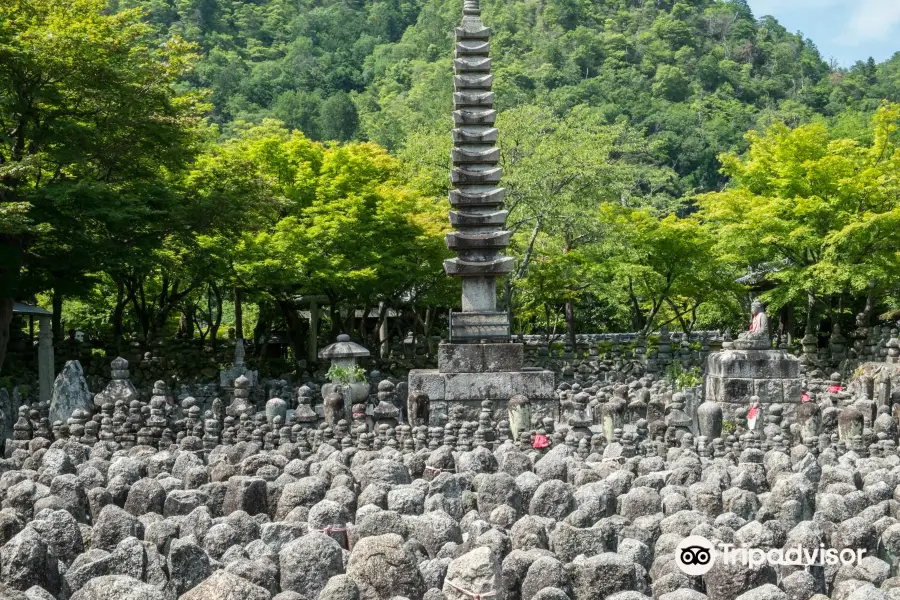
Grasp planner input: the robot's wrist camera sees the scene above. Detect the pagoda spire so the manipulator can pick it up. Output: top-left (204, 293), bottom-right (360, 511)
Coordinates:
top-left (444, 0), bottom-right (513, 342)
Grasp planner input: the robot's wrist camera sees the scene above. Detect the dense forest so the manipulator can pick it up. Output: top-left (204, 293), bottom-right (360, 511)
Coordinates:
top-left (120, 0), bottom-right (900, 191)
top-left (3, 0), bottom-right (900, 375)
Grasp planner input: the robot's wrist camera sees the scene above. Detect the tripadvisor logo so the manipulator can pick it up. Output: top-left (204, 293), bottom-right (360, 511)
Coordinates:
top-left (675, 535), bottom-right (867, 576)
top-left (675, 536), bottom-right (717, 576)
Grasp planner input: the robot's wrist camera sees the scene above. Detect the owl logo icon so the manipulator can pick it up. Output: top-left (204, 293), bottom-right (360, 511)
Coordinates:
top-left (676, 536), bottom-right (717, 576)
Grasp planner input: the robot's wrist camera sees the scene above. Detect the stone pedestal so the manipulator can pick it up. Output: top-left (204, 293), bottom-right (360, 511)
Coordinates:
top-left (409, 343), bottom-right (554, 426)
top-left (705, 348), bottom-right (801, 418)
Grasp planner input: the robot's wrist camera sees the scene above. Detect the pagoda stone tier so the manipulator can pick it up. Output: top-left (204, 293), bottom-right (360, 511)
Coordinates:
top-left (444, 0), bottom-right (513, 343)
top-left (409, 0), bottom-right (554, 426)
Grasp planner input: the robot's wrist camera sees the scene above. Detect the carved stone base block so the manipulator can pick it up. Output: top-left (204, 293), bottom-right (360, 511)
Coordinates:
top-left (409, 360), bottom-right (555, 427)
top-left (705, 348), bottom-right (801, 405)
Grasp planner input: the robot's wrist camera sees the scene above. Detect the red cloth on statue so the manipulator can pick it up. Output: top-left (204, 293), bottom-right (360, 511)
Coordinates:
top-left (532, 434), bottom-right (549, 449)
top-left (828, 385), bottom-right (842, 393)
top-left (801, 392), bottom-right (811, 403)
top-left (749, 313), bottom-right (765, 334)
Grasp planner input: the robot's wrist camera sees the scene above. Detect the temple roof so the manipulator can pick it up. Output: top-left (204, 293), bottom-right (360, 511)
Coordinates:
top-left (12, 302), bottom-right (52, 316)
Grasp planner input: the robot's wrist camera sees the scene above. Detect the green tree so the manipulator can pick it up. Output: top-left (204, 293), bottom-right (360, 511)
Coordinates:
top-left (0, 0), bottom-right (205, 372)
top-left (591, 206), bottom-right (739, 333)
top-left (697, 103), bottom-right (900, 335)
top-left (227, 125), bottom-right (449, 357)
top-left (317, 92), bottom-right (359, 142)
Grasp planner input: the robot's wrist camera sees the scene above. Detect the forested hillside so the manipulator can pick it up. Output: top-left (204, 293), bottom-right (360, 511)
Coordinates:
top-left (121, 0), bottom-right (900, 194)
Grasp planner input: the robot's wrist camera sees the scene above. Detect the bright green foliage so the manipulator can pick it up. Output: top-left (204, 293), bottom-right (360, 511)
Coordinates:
top-left (326, 363), bottom-right (367, 384)
top-left (697, 103), bottom-right (900, 329)
top-left (512, 247), bottom-right (588, 335)
top-left (228, 125), bottom-right (450, 311)
top-left (591, 206), bottom-right (740, 333)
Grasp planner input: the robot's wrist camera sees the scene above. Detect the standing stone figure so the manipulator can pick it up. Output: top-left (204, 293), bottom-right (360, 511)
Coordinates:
top-left (407, 390), bottom-right (429, 426)
top-left (49, 360), bottom-right (93, 427)
top-left (507, 395), bottom-right (531, 441)
top-left (93, 357), bottom-right (138, 410)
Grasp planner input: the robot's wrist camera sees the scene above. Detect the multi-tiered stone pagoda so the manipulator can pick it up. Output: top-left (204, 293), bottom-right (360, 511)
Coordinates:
top-left (444, 0), bottom-right (511, 341)
top-left (409, 0), bottom-right (555, 425)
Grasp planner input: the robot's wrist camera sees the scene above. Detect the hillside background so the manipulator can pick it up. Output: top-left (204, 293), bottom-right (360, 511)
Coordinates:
top-left (119, 0), bottom-right (900, 194)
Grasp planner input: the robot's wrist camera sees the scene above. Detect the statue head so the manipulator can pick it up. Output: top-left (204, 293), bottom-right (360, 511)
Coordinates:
top-left (751, 299), bottom-right (765, 316)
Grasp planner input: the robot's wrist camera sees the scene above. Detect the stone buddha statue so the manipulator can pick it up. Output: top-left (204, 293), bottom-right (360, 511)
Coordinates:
top-left (735, 299), bottom-right (770, 350)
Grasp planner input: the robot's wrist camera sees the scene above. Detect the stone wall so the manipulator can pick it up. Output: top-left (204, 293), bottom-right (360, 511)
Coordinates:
top-left (4, 324), bottom-right (897, 402)
top-left (3, 338), bottom-right (240, 394)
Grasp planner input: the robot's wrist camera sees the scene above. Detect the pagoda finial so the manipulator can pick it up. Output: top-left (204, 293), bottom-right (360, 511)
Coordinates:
top-left (445, 0), bottom-right (512, 343)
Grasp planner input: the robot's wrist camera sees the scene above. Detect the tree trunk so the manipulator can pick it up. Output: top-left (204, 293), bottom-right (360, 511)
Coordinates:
top-left (329, 301), bottom-right (340, 339)
top-left (376, 302), bottom-right (389, 359)
top-left (125, 275), bottom-right (154, 343)
top-left (804, 291), bottom-right (817, 336)
top-left (179, 308), bottom-right (195, 339)
top-left (254, 302), bottom-right (272, 368)
top-left (424, 307), bottom-right (434, 356)
top-left (516, 217), bottom-right (543, 279)
top-left (565, 301), bottom-right (576, 350)
top-left (627, 278), bottom-right (646, 331)
top-left (0, 297), bottom-right (13, 375)
top-left (359, 304), bottom-right (370, 345)
top-left (252, 302), bottom-right (271, 352)
top-left (277, 300), bottom-right (306, 364)
top-left (861, 279), bottom-right (877, 325)
top-left (342, 307), bottom-right (356, 337)
top-left (113, 282), bottom-right (125, 354)
top-left (234, 287), bottom-right (244, 340)
top-left (51, 288), bottom-right (63, 342)
top-left (209, 285), bottom-right (224, 350)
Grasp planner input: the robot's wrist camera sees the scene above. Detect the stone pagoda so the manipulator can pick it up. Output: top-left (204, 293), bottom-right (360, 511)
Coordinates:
top-left (409, 0), bottom-right (554, 425)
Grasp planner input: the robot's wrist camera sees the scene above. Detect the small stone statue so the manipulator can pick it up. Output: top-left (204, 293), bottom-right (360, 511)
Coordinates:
top-left (735, 299), bottom-right (770, 349)
top-left (407, 390), bottom-right (429, 426)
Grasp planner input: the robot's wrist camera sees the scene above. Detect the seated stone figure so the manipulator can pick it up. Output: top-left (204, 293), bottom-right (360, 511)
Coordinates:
top-left (735, 299), bottom-right (771, 350)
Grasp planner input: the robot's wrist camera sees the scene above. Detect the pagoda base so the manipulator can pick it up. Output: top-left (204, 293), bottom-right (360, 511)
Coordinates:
top-left (705, 348), bottom-right (801, 406)
top-left (409, 342), bottom-right (556, 426)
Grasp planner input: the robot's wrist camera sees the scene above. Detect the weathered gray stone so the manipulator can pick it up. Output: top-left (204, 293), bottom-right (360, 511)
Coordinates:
top-left (0, 526), bottom-right (61, 595)
top-left (178, 570), bottom-right (271, 600)
top-left (49, 361), bottom-right (93, 433)
top-left (442, 547), bottom-right (503, 600)
top-left (346, 533), bottom-right (426, 600)
top-left (69, 575), bottom-right (165, 600)
top-left (279, 533), bottom-right (344, 599)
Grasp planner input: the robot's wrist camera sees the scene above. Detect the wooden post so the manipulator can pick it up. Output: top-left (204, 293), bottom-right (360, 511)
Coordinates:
top-left (379, 302), bottom-right (389, 359)
top-left (38, 315), bottom-right (54, 405)
top-left (234, 287), bottom-right (244, 340)
top-left (308, 300), bottom-right (318, 364)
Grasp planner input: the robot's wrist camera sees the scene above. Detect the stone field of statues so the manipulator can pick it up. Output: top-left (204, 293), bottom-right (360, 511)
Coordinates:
top-left (1, 305), bottom-right (899, 600)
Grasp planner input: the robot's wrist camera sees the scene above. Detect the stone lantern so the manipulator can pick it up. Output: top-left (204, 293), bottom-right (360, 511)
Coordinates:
top-left (319, 334), bottom-right (371, 420)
